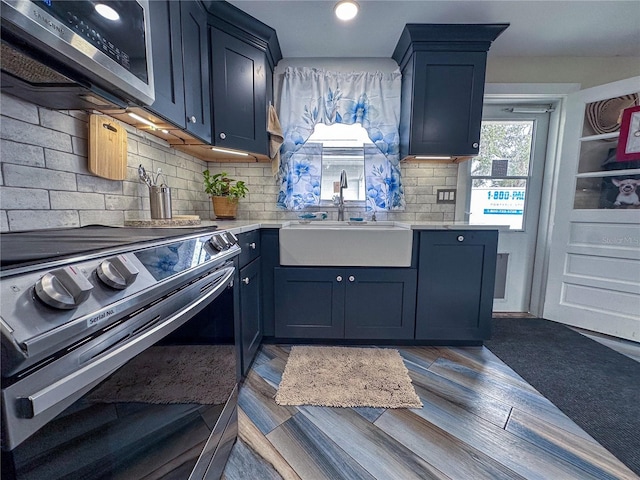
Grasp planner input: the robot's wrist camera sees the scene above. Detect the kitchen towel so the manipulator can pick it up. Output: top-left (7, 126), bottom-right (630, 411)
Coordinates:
top-left (267, 103), bottom-right (284, 177)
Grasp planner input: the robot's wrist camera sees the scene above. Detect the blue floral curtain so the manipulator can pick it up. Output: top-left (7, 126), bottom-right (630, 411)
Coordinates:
top-left (276, 67), bottom-right (404, 211)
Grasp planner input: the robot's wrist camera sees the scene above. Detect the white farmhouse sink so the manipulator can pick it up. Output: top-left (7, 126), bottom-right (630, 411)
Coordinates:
top-left (279, 221), bottom-right (413, 267)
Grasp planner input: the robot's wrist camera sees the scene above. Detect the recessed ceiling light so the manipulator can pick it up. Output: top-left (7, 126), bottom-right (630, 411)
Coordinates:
top-left (334, 0), bottom-right (359, 21)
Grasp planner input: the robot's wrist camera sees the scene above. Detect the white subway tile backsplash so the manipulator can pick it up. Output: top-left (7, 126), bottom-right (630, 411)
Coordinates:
top-left (105, 194), bottom-right (141, 211)
top-left (1, 212), bottom-right (9, 232)
top-left (1, 140), bottom-right (46, 167)
top-left (416, 212), bottom-right (446, 221)
top-left (1, 117), bottom-right (72, 152)
top-left (50, 191), bottom-right (105, 210)
top-left (3, 164), bottom-right (77, 191)
top-left (39, 109), bottom-right (88, 138)
top-left (45, 149), bottom-right (89, 174)
top-left (79, 210), bottom-right (124, 227)
top-left (0, 187), bottom-right (49, 209)
top-left (71, 135), bottom-right (88, 157)
top-left (8, 210), bottom-right (79, 230)
top-left (0, 94), bottom-right (39, 124)
top-left (77, 175), bottom-right (123, 194)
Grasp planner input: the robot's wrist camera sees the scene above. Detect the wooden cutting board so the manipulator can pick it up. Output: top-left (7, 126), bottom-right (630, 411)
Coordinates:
top-left (88, 114), bottom-right (127, 180)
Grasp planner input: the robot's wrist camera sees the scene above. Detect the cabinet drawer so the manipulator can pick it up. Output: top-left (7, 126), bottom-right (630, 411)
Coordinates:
top-left (238, 230), bottom-right (260, 268)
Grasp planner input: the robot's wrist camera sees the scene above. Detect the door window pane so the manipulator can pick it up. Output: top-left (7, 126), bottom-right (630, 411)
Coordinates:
top-left (469, 120), bottom-right (534, 230)
top-left (470, 179), bottom-right (527, 229)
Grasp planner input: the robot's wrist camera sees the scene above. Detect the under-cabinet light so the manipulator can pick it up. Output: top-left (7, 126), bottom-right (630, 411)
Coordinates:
top-left (414, 156), bottom-right (452, 160)
top-left (128, 112), bottom-right (157, 129)
top-left (210, 147), bottom-right (250, 157)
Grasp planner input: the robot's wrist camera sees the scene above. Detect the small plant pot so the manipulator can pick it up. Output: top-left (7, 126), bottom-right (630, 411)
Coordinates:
top-left (212, 196), bottom-right (238, 219)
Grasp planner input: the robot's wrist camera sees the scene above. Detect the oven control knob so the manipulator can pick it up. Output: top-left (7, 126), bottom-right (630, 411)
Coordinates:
top-left (218, 234), bottom-right (231, 249)
top-left (97, 255), bottom-right (139, 290)
top-left (35, 266), bottom-right (93, 310)
top-left (224, 231), bottom-right (238, 245)
top-left (208, 235), bottom-right (225, 252)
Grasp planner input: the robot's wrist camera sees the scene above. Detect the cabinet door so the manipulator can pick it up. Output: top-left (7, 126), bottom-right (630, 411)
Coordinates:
top-left (180, 1), bottom-right (211, 143)
top-left (409, 51), bottom-right (486, 157)
top-left (240, 258), bottom-right (262, 376)
top-left (344, 269), bottom-right (417, 339)
top-left (274, 268), bottom-right (345, 338)
top-left (260, 229), bottom-right (279, 337)
top-left (416, 231), bottom-right (497, 340)
top-left (147, 1), bottom-right (185, 127)
top-left (210, 27), bottom-right (268, 155)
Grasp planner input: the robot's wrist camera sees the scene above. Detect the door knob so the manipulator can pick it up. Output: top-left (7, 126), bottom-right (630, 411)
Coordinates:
top-left (336, 276), bottom-right (343, 282)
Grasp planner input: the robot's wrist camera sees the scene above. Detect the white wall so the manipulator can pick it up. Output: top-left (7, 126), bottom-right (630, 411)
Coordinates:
top-left (486, 56), bottom-right (640, 89)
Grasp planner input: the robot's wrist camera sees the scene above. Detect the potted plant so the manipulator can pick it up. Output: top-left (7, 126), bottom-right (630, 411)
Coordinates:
top-left (203, 170), bottom-right (248, 219)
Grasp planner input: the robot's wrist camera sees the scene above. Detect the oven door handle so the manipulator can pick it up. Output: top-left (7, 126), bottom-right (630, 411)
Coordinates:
top-left (18, 266), bottom-right (235, 419)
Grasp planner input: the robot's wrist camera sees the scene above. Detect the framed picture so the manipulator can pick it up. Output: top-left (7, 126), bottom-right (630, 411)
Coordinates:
top-left (616, 105), bottom-right (640, 161)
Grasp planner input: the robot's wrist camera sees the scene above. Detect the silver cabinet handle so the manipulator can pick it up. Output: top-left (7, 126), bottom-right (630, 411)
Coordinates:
top-left (249, 242), bottom-right (256, 249)
top-left (242, 277), bottom-right (250, 285)
top-left (219, 132), bottom-right (226, 139)
top-left (348, 275), bottom-right (355, 282)
top-left (457, 235), bottom-right (465, 242)
top-left (189, 116), bottom-right (197, 124)
top-left (336, 276), bottom-right (343, 282)
top-left (472, 142), bottom-right (479, 148)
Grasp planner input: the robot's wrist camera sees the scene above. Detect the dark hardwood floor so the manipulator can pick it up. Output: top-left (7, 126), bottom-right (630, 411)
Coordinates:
top-left (222, 344), bottom-right (638, 480)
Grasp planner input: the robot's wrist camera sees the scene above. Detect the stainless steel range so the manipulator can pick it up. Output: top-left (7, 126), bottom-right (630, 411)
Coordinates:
top-left (1, 225), bottom-right (241, 479)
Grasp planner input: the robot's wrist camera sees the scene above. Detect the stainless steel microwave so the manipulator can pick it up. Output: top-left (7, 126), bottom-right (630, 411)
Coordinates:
top-left (1, 0), bottom-right (154, 109)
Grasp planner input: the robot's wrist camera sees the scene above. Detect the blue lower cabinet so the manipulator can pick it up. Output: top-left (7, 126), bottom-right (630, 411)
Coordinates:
top-left (274, 268), bottom-right (345, 339)
top-left (415, 230), bottom-right (497, 341)
top-left (274, 267), bottom-right (417, 340)
top-left (239, 257), bottom-right (261, 375)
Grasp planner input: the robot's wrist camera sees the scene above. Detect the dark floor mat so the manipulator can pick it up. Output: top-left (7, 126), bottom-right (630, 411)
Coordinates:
top-left (485, 318), bottom-right (640, 476)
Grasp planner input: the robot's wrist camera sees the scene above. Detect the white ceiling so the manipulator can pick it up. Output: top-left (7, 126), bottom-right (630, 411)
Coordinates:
top-left (227, 1), bottom-right (640, 58)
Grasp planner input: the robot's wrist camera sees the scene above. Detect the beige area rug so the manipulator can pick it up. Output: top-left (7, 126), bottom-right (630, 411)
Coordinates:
top-left (87, 345), bottom-right (236, 405)
top-left (275, 346), bottom-right (423, 409)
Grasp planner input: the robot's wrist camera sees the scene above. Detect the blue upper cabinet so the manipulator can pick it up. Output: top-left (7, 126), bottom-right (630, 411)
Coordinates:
top-left (392, 24), bottom-right (508, 160)
top-left (206, 2), bottom-right (281, 158)
top-left (144, 1), bottom-right (281, 154)
top-left (147, 1), bottom-right (186, 129)
top-left (146, 0), bottom-right (211, 142)
top-left (181, 0), bottom-right (212, 143)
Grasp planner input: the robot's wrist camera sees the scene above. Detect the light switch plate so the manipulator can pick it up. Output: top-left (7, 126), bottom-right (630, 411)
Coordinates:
top-left (436, 189), bottom-right (456, 204)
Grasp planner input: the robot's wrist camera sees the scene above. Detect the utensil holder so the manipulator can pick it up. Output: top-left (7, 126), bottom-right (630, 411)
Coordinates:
top-left (149, 185), bottom-right (172, 219)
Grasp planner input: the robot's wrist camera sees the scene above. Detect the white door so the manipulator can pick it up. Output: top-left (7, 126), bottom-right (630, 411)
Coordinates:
top-left (457, 104), bottom-right (551, 312)
top-left (543, 77), bottom-right (640, 341)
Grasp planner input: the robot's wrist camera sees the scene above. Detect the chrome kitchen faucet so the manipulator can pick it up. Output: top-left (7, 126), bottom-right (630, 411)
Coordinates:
top-left (337, 169), bottom-right (348, 221)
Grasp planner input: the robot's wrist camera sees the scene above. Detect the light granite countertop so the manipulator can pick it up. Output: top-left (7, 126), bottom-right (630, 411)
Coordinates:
top-left (207, 219), bottom-right (508, 234)
top-left (120, 218), bottom-right (508, 234)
